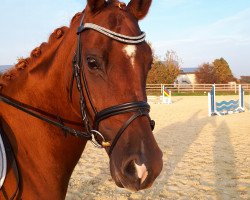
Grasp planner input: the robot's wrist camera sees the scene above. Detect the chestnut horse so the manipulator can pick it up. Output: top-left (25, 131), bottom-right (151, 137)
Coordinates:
top-left (0, 0), bottom-right (163, 199)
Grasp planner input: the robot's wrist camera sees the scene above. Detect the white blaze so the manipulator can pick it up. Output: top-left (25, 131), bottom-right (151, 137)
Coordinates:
top-left (135, 162), bottom-right (148, 184)
top-left (123, 45), bottom-right (137, 68)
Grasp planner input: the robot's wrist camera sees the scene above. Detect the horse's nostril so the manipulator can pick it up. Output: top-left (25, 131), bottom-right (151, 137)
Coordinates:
top-left (124, 160), bottom-right (149, 185)
top-left (125, 160), bottom-right (136, 177)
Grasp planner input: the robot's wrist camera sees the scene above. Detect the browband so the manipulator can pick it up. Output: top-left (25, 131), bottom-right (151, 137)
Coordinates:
top-left (77, 23), bottom-right (146, 44)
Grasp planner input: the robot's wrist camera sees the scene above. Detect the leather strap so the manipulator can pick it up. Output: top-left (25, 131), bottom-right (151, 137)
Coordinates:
top-left (107, 109), bottom-right (152, 155)
top-left (94, 101), bottom-right (150, 129)
top-left (0, 95), bottom-right (92, 140)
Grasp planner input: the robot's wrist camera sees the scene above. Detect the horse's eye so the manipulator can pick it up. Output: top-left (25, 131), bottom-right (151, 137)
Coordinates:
top-left (87, 57), bottom-right (99, 70)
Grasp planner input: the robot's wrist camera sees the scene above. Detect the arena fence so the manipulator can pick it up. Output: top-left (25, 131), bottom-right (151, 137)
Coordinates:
top-left (146, 84), bottom-right (250, 94)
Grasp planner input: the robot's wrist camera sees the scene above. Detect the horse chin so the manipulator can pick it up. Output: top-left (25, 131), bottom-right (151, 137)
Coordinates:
top-left (112, 175), bottom-right (124, 188)
top-left (110, 167), bottom-right (124, 188)
top-left (112, 173), bottom-right (140, 192)
top-left (110, 165), bottom-right (138, 191)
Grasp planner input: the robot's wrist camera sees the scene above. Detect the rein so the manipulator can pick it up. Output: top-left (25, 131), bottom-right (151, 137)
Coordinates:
top-left (0, 12), bottom-right (155, 156)
top-left (0, 95), bottom-right (92, 140)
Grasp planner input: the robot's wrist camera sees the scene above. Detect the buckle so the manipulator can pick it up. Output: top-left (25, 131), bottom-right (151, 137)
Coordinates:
top-left (90, 130), bottom-right (111, 148)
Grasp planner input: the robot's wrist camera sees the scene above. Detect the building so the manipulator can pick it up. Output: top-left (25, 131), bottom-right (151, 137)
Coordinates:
top-left (175, 68), bottom-right (198, 85)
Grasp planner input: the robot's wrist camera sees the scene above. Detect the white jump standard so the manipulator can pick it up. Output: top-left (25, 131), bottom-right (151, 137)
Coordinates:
top-left (162, 85), bottom-right (172, 104)
top-left (208, 84), bottom-right (244, 116)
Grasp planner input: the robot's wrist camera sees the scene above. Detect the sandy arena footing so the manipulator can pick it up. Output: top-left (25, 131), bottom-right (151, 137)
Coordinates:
top-left (66, 95), bottom-right (250, 200)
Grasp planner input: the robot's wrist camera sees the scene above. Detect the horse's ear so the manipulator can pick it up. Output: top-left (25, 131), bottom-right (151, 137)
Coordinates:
top-left (87, 0), bottom-right (106, 13)
top-left (127, 0), bottom-right (152, 20)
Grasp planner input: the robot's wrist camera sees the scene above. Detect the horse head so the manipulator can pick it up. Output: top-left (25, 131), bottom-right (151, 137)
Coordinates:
top-left (73, 0), bottom-right (163, 191)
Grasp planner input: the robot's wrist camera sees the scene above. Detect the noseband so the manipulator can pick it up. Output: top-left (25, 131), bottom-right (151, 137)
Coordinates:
top-left (72, 14), bottom-right (155, 155)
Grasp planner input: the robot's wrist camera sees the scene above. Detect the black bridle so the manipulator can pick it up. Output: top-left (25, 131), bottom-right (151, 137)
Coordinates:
top-left (70, 14), bottom-right (155, 155)
top-left (0, 13), bottom-right (155, 156)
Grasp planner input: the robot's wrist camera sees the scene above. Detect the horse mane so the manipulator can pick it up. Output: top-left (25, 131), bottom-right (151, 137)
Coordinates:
top-left (0, 12), bottom-right (82, 91)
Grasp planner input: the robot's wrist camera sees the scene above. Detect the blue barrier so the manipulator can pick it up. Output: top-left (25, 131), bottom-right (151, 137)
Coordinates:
top-left (208, 85), bottom-right (245, 116)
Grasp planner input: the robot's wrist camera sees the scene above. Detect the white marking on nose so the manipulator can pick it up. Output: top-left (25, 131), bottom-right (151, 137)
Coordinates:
top-left (134, 162), bottom-right (148, 184)
top-left (123, 45), bottom-right (137, 68)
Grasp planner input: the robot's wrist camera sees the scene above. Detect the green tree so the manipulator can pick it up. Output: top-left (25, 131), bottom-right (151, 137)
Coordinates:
top-left (213, 58), bottom-right (234, 83)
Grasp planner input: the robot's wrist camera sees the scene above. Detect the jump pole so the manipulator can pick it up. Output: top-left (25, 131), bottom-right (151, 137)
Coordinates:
top-left (239, 85), bottom-right (245, 111)
top-left (208, 84), bottom-right (220, 116)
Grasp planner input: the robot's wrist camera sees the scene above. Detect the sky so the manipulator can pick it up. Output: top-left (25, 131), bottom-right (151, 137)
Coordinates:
top-left (0, 0), bottom-right (250, 78)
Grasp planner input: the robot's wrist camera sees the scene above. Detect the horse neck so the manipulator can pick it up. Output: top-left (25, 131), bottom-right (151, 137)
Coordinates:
top-left (3, 26), bottom-right (79, 118)
top-left (1, 19), bottom-right (89, 198)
